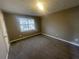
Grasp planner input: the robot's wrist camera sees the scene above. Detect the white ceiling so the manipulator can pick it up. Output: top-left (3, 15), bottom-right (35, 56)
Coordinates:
top-left (0, 0), bottom-right (79, 16)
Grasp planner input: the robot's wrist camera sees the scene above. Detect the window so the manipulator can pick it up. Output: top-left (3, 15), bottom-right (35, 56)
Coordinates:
top-left (17, 17), bottom-right (36, 32)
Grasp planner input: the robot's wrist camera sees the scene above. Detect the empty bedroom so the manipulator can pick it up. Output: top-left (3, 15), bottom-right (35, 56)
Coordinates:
top-left (0, 0), bottom-right (79, 59)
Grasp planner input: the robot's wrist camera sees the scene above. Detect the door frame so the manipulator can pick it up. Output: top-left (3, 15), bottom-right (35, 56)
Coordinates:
top-left (0, 10), bottom-right (10, 59)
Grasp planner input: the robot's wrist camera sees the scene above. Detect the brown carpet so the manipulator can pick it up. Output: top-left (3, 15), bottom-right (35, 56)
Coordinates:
top-left (8, 35), bottom-right (79, 59)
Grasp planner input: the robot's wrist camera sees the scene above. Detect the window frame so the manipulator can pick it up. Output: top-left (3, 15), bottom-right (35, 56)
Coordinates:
top-left (16, 16), bottom-right (36, 32)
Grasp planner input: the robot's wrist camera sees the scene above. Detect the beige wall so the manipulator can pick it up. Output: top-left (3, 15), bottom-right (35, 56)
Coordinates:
top-left (42, 6), bottom-right (79, 41)
top-left (3, 13), bottom-right (41, 41)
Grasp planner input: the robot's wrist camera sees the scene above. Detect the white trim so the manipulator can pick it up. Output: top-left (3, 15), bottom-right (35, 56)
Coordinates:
top-left (42, 33), bottom-right (79, 47)
top-left (6, 42), bottom-right (10, 59)
top-left (6, 42), bottom-right (9, 59)
top-left (6, 51), bottom-right (9, 59)
top-left (0, 11), bottom-right (10, 59)
top-left (10, 33), bottom-right (41, 43)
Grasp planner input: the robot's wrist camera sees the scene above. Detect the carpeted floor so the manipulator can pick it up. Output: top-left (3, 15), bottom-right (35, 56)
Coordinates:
top-left (8, 35), bottom-right (79, 59)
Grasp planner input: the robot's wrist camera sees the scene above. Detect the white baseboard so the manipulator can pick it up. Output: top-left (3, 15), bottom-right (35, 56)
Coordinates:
top-left (10, 33), bottom-right (41, 43)
top-left (42, 33), bottom-right (79, 47)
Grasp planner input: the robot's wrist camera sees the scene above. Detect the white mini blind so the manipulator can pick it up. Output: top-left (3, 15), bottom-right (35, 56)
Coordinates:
top-left (17, 17), bottom-right (36, 32)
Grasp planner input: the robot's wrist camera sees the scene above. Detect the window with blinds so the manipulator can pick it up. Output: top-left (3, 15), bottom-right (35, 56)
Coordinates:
top-left (17, 17), bottom-right (36, 32)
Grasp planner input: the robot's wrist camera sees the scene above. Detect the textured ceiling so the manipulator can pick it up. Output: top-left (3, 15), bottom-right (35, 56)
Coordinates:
top-left (0, 0), bottom-right (79, 16)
